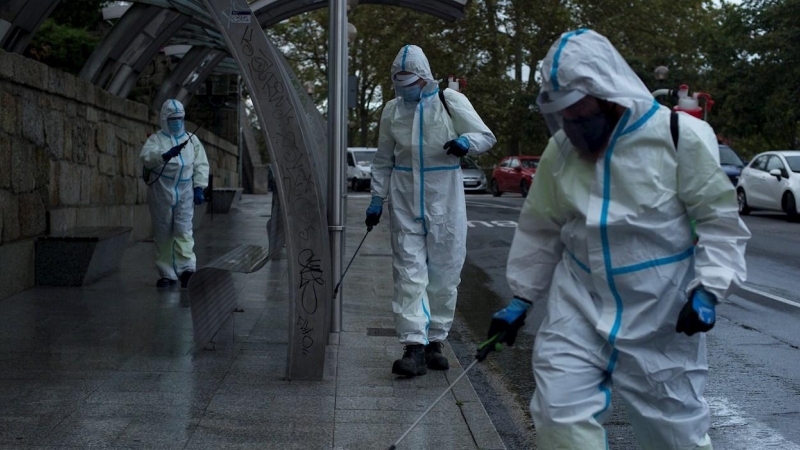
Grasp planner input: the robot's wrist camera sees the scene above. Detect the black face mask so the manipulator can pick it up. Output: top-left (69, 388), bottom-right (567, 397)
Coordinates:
top-left (562, 110), bottom-right (615, 155)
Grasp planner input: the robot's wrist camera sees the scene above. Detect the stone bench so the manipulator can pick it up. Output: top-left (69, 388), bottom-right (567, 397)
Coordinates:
top-left (35, 226), bottom-right (132, 286)
top-left (209, 188), bottom-right (243, 214)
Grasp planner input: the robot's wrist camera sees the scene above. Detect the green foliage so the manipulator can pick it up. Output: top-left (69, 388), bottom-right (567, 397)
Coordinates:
top-left (27, 19), bottom-right (100, 75)
top-left (270, 0), bottom-right (799, 167)
top-left (26, 0), bottom-right (104, 75)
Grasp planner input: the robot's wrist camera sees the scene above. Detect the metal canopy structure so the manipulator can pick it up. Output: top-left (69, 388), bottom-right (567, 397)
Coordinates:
top-left (1, 0), bottom-right (468, 380)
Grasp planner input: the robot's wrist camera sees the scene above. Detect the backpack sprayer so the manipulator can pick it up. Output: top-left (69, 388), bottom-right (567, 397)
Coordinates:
top-left (652, 84), bottom-right (714, 121)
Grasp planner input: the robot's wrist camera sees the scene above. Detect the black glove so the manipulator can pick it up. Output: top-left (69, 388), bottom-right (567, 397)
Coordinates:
top-left (676, 288), bottom-right (717, 336)
top-left (162, 144), bottom-right (183, 161)
top-left (443, 136), bottom-right (470, 157)
top-left (487, 297), bottom-right (531, 346)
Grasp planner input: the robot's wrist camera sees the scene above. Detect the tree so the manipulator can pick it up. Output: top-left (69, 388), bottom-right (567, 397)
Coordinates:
top-left (26, 0), bottom-right (105, 75)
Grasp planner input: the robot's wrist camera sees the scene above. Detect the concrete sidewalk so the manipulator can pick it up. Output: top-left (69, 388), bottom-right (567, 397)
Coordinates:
top-left (0, 193), bottom-right (504, 449)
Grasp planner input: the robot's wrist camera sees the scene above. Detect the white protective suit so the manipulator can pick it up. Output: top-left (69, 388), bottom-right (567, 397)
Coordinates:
top-left (371, 45), bottom-right (496, 345)
top-left (140, 100), bottom-right (209, 281)
top-left (507, 30), bottom-right (750, 449)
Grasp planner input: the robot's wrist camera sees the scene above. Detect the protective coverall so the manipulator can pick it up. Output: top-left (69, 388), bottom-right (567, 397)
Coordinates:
top-left (507, 30), bottom-right (750, 449)
top-left (140, 100), bottom-right (209, 283)
top-left (371, 45), bottom-right (496, 346)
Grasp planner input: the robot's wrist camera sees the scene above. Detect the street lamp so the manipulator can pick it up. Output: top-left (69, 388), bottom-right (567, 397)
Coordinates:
top-left (347, 23), bottom-right (357, 44)
top-left (654, 65), bottom-right (669, 82)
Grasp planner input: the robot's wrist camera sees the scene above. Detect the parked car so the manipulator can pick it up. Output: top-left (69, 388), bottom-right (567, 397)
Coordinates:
top-left (736, 150), bottom-right (800, 221)
top-left (347, 147), bottom-right (377, 191)
top-left (719, 144), bottom-right (746, 185)
top-left (490, 156), bottom-right (540, 197)
top-left (460, 156), bottom-right (487, 192)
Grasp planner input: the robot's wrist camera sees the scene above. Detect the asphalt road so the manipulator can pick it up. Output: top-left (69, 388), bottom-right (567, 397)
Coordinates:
top-left (453, 193), bottom-right (800, 449)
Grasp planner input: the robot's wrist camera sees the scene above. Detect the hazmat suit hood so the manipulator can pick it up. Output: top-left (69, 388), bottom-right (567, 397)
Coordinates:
top-left (160, 99), bottom-right (186, 137)
top-left (537, 29), bottom-right (655, 136)
top-left (390, 45), bottom-right (438, 104)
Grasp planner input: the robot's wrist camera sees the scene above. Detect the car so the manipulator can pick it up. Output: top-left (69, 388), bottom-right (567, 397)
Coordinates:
top-left (718, 144), bottom-right (746, 185)
top-left (736, 150), bottom-right (800, 221)
top-left (347, 147), bottom-right (377, 191)
top-left (490, 155), bottom-right (540, 197)
top-left (460, 156), bottom-right (487, 192)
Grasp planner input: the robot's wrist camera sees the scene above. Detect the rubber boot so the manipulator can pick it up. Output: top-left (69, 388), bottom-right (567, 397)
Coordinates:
top-left (180, 270), bottom-right (194, 288)
top-left (156, 277), bottom-right (176, 288)
top-left (392, 344), bottom-right (427, 377)
top-left (425, 342), bottom-right (449, 370)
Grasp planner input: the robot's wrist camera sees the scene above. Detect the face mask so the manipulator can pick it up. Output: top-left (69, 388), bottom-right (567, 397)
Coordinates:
top-left (167, 119), bottom-right (184, 136)
top-left (562, 111), bottom-right (614, 155)
top-left (397, 84), bottom-right (422, 102)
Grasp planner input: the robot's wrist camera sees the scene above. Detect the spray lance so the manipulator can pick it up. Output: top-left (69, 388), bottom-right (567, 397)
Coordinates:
top-left (142, 122), bottom-right (205, 186)
top-left (386, 331), bottom-right (509, 450)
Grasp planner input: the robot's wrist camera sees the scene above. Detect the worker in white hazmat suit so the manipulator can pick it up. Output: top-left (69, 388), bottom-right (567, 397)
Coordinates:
top-left (369, 45), bottom-right (496, 377)
top-left (140, 99), bottom-right (209, 288)
top-left (486, 30), bottom-right (750, 449)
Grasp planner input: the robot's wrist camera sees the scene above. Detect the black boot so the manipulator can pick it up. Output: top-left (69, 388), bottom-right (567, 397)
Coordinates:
top-left (425, 342), bottom-right (449, 370)
top-left (156, 277), bottom-right (176, 288)
top-left (392, 344), bottom-right (427, 377)
top-left (180, 270), bottom-right (194, 288)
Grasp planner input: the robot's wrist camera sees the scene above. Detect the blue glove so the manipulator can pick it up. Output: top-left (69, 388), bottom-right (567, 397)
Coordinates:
top-left (162, 144), bottom-right (183, 161)
top-left (194, 187), bottom-right (205, 205)
top-left (487, 297), bottom-right (532, 346)
top-left (365, 195), bottom-right (383, 229)
top-left (444, 136), bottom-right (470, 157)
top-left (676, 288), bottom-right (716, 336)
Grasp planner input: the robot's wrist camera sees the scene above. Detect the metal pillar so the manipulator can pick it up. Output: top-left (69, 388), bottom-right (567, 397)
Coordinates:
top-left (327, 0), bottom-right (348, 341)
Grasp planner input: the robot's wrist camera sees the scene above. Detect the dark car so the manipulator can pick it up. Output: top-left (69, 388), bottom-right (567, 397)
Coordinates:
top-left (719, 144), bottom-right (745, 185)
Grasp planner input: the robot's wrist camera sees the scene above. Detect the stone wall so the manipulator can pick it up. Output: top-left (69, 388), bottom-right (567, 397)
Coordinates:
top-left (0, 49), bottom-right (239, 299)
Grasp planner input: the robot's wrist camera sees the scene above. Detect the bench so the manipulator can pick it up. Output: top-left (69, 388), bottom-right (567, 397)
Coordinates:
top-left (35, 226), bottom-right (132, 286)
top-left (209, 188), bottom-right (243, 214)
top-left (187, 244), bottom-right (270, 350)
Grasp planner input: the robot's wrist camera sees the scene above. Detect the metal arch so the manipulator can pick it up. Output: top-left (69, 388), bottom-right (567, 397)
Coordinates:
top-left (79, 3), bottom-right (190, 98)
top-left (251, 0), bottom-right (468, 27)
top-left (0, 0), bottom-right (61, 53)
top-left (152, 45), bottom-right (226, 109)
top-left (202, 0), bottom-right (333, 380)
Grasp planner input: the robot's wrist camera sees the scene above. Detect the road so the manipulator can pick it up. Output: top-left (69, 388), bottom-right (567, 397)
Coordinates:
top-left (452, 193), bottom-right (800, 449)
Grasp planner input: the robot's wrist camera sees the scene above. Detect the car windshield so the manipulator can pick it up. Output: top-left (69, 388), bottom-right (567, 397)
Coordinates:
top-left (521, 159), bottom-right (539, 169)
top-left (785, 155), bottom-right (800, 173)
top-left (719, 146), bottom-right (743, 167)
top-left (353, 151), bottom-right (375, 166)
top-left (461, 157), bottom-right (478, 170)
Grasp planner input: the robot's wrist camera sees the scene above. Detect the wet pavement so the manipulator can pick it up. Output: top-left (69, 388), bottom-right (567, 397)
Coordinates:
top-left (0, 194), bottom-right (504, 449)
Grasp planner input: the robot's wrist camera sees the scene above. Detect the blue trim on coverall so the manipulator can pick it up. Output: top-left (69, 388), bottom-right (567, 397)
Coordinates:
top-left (550, 29), bottom-right (587, 91)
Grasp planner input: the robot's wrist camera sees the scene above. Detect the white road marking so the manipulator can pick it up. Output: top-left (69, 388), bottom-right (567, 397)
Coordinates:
top-left (467, 220), bottom-right (518, 228)
top-left (465, 201), bottom-right (523, 211)
top-left (708, 396), bottom-right (800, 449)
top-left (739, 285), bottom-right (800, 309)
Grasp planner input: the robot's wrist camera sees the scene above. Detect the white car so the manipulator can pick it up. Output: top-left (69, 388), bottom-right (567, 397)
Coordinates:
top-left (737, 150), bottom-right (800, 221)
top-left (347, 147), bottom-right (377, 191)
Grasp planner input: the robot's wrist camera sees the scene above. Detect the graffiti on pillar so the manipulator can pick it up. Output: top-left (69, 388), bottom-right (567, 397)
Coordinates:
top-left (203, 0), bottom-right (331, 380)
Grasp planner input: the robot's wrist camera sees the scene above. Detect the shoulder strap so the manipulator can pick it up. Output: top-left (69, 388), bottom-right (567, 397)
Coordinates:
top-left (670, 111), bottom-right (679, 150)
top-left (438, 87), bottom-right (452, 117)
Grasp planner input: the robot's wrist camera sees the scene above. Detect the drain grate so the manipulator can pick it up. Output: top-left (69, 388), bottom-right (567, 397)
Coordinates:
top-left (366, 327), bottom-right (396, 337)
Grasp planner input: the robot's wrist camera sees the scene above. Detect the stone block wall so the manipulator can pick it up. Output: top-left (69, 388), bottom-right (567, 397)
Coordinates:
top-left (0, 49), bottom-right (239, 299)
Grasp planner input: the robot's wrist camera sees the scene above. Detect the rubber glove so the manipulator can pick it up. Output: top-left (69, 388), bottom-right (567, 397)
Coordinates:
top-left (444, 136), bottom-right (470, 157)
top-left (194, 187), bottom-right (205, 205)
top-left (676, 288), bottom-right (716, 336)
top-left (162, 144), bottom-right (183, 161)
top-left (365, 195), bottom-right (383, 229)
top-left (487, 297), bottom-right (532, 346)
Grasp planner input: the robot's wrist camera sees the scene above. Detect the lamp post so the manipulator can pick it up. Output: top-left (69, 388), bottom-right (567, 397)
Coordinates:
top-left (328, 0), bottom-right (348, 344)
